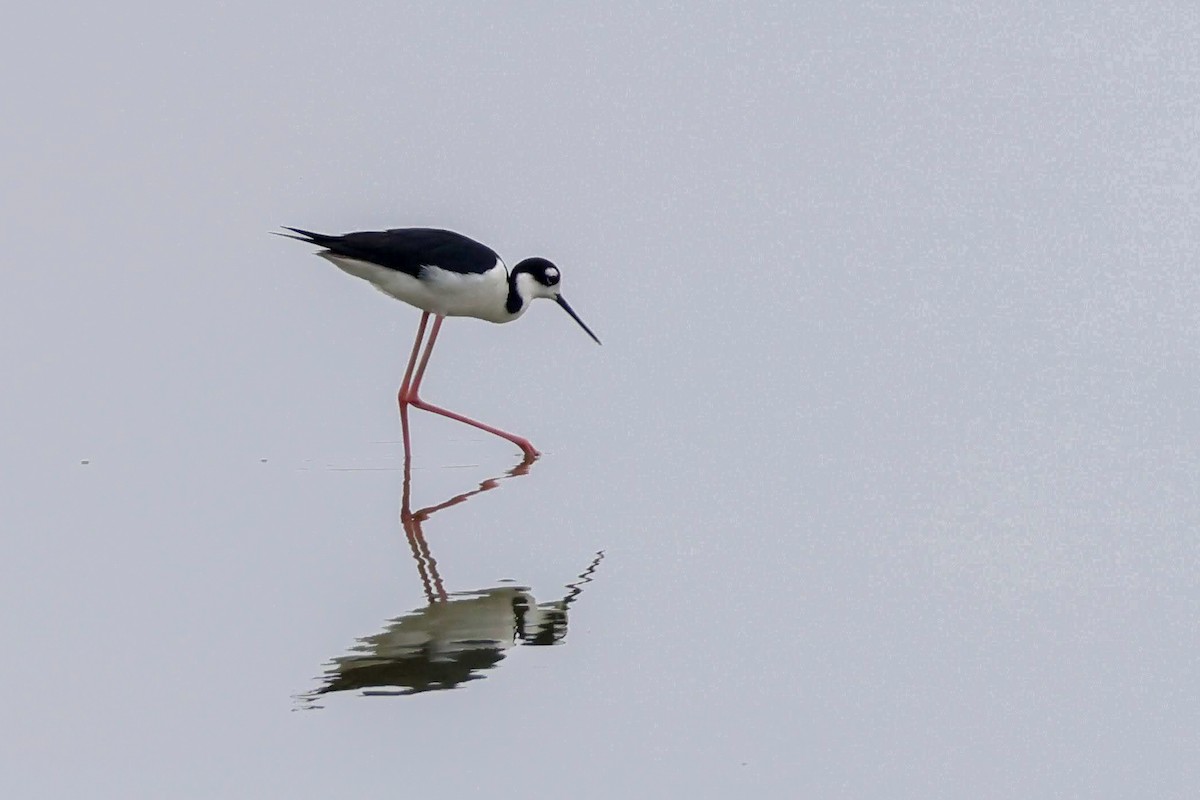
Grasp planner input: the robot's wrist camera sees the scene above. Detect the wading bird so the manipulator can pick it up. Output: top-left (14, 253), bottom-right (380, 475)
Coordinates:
top-left (279, 227), bottom-right (600, 457)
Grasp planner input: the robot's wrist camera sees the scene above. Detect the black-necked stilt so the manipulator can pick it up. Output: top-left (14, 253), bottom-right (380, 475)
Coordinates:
top-left (278, 226), bottom-right (600, 457)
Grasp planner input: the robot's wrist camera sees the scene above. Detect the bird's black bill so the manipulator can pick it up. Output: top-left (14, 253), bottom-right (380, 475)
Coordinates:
top-left (556, 295), bottom-right (601, 345)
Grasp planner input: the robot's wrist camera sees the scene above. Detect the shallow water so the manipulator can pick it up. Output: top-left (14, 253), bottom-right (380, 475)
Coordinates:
top-left (2, 4), bottom-right (1198, 798)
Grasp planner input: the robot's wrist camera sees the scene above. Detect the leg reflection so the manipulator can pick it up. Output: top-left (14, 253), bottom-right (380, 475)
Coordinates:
top-left (399, 422), bottom-right (535, 604)
top-left (299, 444), bottom-right (598, 706)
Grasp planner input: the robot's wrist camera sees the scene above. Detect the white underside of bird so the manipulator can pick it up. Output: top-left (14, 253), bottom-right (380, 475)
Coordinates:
top-left (321, 253), bottom-right (520, 323)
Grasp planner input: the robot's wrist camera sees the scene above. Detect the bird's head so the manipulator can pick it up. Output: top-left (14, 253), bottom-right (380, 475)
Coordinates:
top-left (512, 258), bottom-right (601, 345)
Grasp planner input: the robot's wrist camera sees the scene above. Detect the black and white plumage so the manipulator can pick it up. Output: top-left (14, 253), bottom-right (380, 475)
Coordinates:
top-left (279, 225), bottom-right (600, 458)
top-left (279, 227), bottom-right (600, 338)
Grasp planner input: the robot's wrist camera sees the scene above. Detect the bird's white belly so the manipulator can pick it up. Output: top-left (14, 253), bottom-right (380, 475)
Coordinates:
top-left (322, 254), bottom-right (512, 322)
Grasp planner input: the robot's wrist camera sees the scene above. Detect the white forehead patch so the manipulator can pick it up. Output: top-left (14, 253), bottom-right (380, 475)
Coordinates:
top-left (546, 267), bottom-right (559, 279)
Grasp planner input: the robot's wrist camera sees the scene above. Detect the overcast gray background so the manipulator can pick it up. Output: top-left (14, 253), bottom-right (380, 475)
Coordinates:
top-left (1, 3), bottom-right (1197, 798)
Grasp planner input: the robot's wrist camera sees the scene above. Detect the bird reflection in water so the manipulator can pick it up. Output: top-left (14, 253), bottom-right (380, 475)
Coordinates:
top-left (299, 425), bottom-right (603, 707)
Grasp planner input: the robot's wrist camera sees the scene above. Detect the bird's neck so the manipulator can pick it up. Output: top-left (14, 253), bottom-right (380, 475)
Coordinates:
top-left (504, 274), bottom-right (530, 318)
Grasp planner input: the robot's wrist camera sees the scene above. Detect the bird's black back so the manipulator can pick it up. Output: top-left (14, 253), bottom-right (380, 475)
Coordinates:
top-left (282, 227), bottom-right (500, 277)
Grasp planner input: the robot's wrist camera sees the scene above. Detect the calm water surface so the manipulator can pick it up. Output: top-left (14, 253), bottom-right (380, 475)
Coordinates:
top-left (2, 4), bottom-right (1197, 798)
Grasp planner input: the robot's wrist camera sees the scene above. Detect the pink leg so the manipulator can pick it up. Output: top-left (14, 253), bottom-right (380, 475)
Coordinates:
top-left (399, 314), bottom-right (430, 457)
top-left (405, 315), bottom-right (540, 458)
top-left (407, 313), bottom-right (442, 399)
top-left (398, 312), bottom-right (431, 406)
top-left (399, 400), bottom-right (414, 460)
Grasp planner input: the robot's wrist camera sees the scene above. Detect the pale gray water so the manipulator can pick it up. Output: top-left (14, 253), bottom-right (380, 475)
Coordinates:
top-left (2, 4), bottom-right (1198, 798)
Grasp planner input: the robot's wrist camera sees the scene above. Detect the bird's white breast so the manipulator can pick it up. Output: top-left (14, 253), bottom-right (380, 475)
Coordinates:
top-left (322, 254), bottom-right (515, 322)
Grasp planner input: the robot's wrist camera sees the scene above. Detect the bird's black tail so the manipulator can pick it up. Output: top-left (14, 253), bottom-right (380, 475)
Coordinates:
top-left (274, 226), bottom-right (339, 246)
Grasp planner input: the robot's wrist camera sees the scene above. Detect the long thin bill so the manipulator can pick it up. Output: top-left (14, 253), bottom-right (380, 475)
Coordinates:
top-left (556, 295), bottom-right (602, 345)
